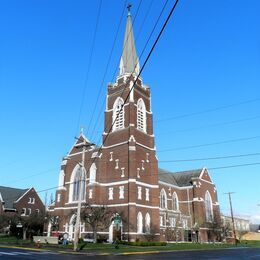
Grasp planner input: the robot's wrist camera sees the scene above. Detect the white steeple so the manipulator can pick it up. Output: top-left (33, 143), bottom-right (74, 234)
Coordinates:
top-left (119, 4), bottom-right (140, 76)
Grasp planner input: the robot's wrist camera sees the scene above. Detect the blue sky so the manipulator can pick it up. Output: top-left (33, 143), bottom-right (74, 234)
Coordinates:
top-left (0, 0), bottom-right (259, 223)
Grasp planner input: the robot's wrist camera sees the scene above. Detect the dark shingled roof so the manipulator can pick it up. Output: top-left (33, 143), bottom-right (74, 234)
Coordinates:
top-left (158, 168), bottom-right (203, 187)
top-left (0, 186), bottom-right (29, 209)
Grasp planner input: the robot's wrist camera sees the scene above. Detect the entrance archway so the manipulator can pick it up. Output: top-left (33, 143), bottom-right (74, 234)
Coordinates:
top-left (109, 214), bottom-right (122, 243)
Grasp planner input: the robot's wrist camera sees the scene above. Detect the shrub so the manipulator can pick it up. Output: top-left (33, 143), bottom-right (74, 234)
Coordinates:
top-left (96, 235), bottom-right (107, 243)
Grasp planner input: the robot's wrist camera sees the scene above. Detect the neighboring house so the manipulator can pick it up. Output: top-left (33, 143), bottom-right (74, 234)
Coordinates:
top-left (48, 8), bottom-right (221, 242)
top-left (221, 214), bottom-right (250, 237)
top-left (250, 224), bottom-right (260, 232)
top-left (0, 186), bottom-right (45, 217)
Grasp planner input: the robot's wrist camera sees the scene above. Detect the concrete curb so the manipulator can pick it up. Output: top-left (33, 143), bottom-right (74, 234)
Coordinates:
top-left (0, 245), bottom-right (178, 256)
top-left (118, 250), bottom-right (161, 255)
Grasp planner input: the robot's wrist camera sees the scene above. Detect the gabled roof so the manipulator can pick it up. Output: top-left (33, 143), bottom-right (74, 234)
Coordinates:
top-left (0, 186), bottom-right (29, 209)
top-left (67, 132), bottom-right (97, 156)
top-left (158, 168), bottom-right (203, 187)
top-left (158, 168), bottom-right (179, 186)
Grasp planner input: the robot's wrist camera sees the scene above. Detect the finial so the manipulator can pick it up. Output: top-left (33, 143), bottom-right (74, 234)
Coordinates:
top-left (127, 3), bottom-right (132, 16)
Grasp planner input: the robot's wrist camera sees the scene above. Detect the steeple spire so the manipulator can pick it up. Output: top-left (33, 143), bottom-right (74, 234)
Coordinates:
top-left (119, 5), bottom-right (140, 77)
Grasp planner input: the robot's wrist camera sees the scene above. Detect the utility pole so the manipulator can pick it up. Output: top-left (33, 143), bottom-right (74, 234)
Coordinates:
top-left (44, 192), bottom-right (48, 210)
top-left (224, 192), bottom-right (237, 246)
top-left (73, 137), bottom-right (87, 251)
top-left (63, 132), bottom-right (94, 251)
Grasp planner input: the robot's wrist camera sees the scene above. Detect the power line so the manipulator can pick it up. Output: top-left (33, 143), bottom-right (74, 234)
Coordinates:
top-left (10, 0), bottom-right (260, 204)
top-left (63, 151), bottom-right (260, 164)
top-left (155, 97), bottom-right (260, 123)
top-left (158, 135), bottom-right (260, 153)
top-left (111, 0), bottom-right (144, 84)
top-left (75, 0), bottom-right (103, 134)
top-left (88, 0), bottom-right (143, 141)
top-left (100, 0), bottom-right (178, 151)
top-left (2, 168), bottom-right (59, 186)
top-left (1, 1), bottom-right (177, 197)
top-left (156, 115), bottom-right (260, 135)
top-left (160, 152), bottom-right (260, 162)
top-left (86, 0), bottom-right (128, 136)
top-left (33, 0), bottom-right (260, 203)
top-left (3, 160), bottom-right (260, 204)
top-left (70, 151), bottom-right (260, 164)
top-left (7, 161), bottom-right (260, 202)
top-left (36, 0), bottom-right (175, 207)
top-left (88, 98), bottom-right (260, 138)
top-left (4, 151), bottom-right (259, 187)
top-left (209, 162), bottom-right (260, 171)
top-left (29, 0), bottom-right (182, 200)
top-left (135, 0), bottom-right (155, 43)
top-left (0, 0), bottom-right (168, 197)
top-left (78, 105), bottom-right (260, 139)
top-left (89, 0), bottom-right (170, 143)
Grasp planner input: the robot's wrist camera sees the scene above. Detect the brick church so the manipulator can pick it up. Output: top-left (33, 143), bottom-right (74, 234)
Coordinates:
top-left (49, 9), bottom-right (221, 243)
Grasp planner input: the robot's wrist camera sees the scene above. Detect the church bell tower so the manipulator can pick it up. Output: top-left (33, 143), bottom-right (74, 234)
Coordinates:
top-left (101, 7), bottom-right (160, 241)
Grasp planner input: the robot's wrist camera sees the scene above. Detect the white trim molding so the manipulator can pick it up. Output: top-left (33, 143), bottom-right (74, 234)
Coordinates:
top-left (159, 181), bottom-right (193, 190)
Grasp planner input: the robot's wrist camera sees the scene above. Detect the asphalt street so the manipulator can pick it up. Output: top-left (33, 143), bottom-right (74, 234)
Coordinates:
top-left (0, 247), bottom-right (260, 259)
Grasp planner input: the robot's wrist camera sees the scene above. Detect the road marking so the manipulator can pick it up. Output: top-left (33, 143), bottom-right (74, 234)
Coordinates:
top-left (0, 250), bottom-right (59, 256)
top-left (41, 251), bottom-right (59, 254)
top-left (12, 251), bottom-right (31, 255)
top-left (32, 251), bottom-right (59, 255)
top-left (0, 252), bottom-right (17, 255)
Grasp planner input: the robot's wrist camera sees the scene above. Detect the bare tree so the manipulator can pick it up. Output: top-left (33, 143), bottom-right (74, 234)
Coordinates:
top-left (207, 220), bottom-right (222, 242)
top-left (237, 230), bottom-right (247, 242)
top-left (143, 224), bottom-right (158, 242)
top-left (48, 215), bottom-right (60, 233)
top-left (221, 220), bottom-right (232, 241)
top-left (164, 214), bottom-right (181, 243)
top-left (81, 204), bottom-right (113, 243)
top-left (4, 213), bottom-right (48, 240)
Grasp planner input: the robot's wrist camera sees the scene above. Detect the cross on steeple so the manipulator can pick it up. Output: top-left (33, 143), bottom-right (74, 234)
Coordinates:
top-left (127, 3), bottom-right (132, 15)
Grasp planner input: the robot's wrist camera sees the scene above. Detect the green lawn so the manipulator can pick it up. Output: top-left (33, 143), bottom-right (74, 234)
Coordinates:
top-left (1, 236), bottom-right (260, 254)
top-left (0, 236), bottom-right (32, 246)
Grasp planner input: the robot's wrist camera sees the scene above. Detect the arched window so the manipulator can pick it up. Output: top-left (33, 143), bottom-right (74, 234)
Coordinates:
top-left (137, 98), bottom-right (147, 132)
top-left (137, 212), bottom-right (143, 234)
top-left (205, 190), bottom-right (213, 222)
top-left (172, 192), bottom-right (179, 211)
top-left (89, 163), bottom-right (97, 183)
top-left (160, 189), bottom-right (167, 209)
top-left (113, 97), bottom-right (124, 131)
top-left (145, 213), bottom-right (151, 233)
top-left (70, 165), bottom-right (86, 202)
top-left (72, 168), bottom-right (81, 201)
